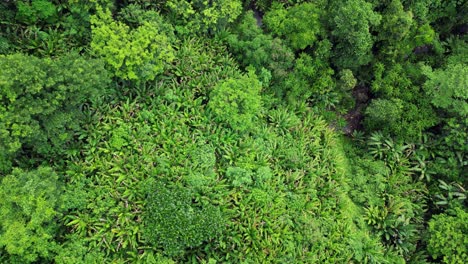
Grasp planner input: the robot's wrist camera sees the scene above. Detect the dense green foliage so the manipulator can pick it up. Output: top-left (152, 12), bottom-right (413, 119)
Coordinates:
top-left (208, 71), bottom-right (263, 131)
top-left (427, 208), bottom-right (468, 263)
top-left (144, 182), bottom-right (225, 257)
top-left (90, 7), bottom-right (175, 81)
top-left (0, 167), bottom-right (61, 263)
top-left (0, 0), bottom-right (466, 263)
top-left (0, 53), bottom-right (108, 172)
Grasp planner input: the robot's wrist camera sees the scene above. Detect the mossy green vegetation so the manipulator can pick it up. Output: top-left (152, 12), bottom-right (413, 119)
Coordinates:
top-left (0, 1), bottom-right (466, 263)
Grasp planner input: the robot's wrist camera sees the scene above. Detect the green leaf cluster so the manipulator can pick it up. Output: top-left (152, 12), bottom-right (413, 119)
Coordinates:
top-left (264, 2), bottom-right (322, 50)
top-left (329, 0), bottom-right (381, 70)
top-left (225, 11), bottom-right (295, 90)
top-left (16, 0), bottom-right (57, 25)
top-left (0, 167), bottom-right (61, 263)
top-left (208, 71), bottom-right (263, 132)
top-left (427, 208), bottom-right (468, 263)
top-left (91, 7), bottom-right (175, 81)
top-left (144, 182), bottom-right (224, 257)
top-left (0, 53), bottom-right (108, 172)
top-left (165, 0), bottom-right (242, 34)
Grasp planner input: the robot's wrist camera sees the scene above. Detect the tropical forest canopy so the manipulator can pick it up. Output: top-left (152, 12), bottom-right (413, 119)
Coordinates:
top-left (0, 0), bottom-right (467, 263)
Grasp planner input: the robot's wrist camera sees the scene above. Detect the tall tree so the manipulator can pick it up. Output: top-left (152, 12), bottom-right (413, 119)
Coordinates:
top-left (328, 0), bottom-right (381, 70)
top-left (0, 53), bottom-right (109, 172)
top-left (375, 0), bottom-right (415, 62)
top-left (165, 0), bottom-right (242, 35)
top-left (264, 2), bottom-right (322, 50)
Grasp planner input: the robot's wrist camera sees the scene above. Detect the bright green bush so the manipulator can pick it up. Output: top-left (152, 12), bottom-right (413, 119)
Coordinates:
top-left (221, 12), bottom-right (294, 102)
top-left (374, 0), bottom-right (415, 62)
top-left (365, 98), bottom-right (404, 132)
top-left (208, 71), bottom-right (263, 132)
top-left (0, 167), bottom-right (61, 263)
top-left (264, 2), bottom-right (322, 50)
top-left (337, 69), bottom-right (357, 92)
top-left (16, 0), bottom-right (57, 24)
top-left (91, 7), bottom-right (174, 81)
top-left (165, 0), bottom-right (242, 34)
top-left (226, 166), bottom-right (254, 187)
top-left (366, 63), bottom-right (438, 140)
top-left (427, 208), bottom-right (468, 263)
top-left (423, 61), bottom-right (468, 117)
top-left (169, 37), bottom-right (241, 96)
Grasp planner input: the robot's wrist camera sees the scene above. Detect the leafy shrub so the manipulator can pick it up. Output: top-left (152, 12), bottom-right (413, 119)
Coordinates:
top-left (423, 61), bottom-right (468, 117)
top-left (0, 167), bottom-right (61, 263)
top-left (365, 99), bottom-right (404, 133)
top-left (208, 71), bottom-right (263, 132)
top-left (375, 0), bottom-right (415, 62)
top-left (283, 51), bottom-right (335, 107)
top-left (144, 182), bottom-right (225, 257)
top-left (165, 0), bottom-right (242, 35)
top-left (16, 0), bottom-right (57, 24)
top-left (427, 208), bottom-right (468, 263)
top-left (254, 166), bottom-right (272, 184)
top-left (226, 167), bottom-right (254, 187)
top-left (267, 107), bottom-right (300, 134)
top-left (337, 69), bottom-right (357, 92)
top-left (434, 180), bottom-right (467, 208)
top-left (225, 12), bottom-right (295, 90)
top-left (169, 37), bottom-right (241, 97)
top-left (91, 7), bottom-right (175, 81)
top-left (53, 236), bottom-right (106, 264)
top-left (264, 2), bottom-right (322, 50)
top-left (347, 137), bottom-right (428, 259)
